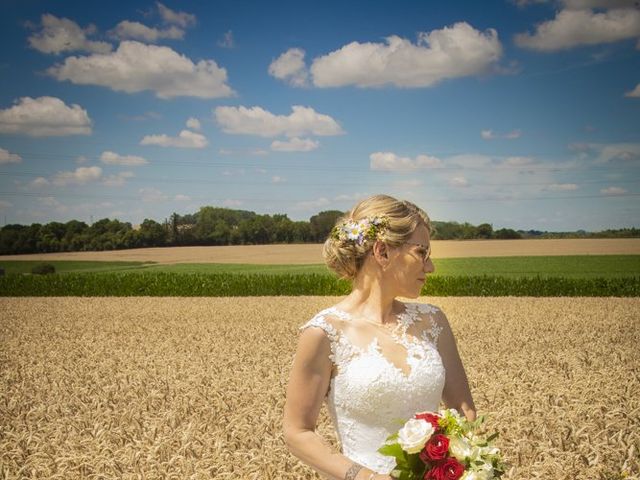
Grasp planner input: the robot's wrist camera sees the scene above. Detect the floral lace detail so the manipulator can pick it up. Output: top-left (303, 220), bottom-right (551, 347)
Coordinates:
top-left (298, 302), bottom-right (446, 475)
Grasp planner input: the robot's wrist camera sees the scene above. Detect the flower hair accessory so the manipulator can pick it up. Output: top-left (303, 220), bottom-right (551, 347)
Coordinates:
top-left (331, 215), bottom-right (389, 246)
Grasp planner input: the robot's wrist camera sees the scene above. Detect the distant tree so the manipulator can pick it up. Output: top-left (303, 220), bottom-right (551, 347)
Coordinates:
top-left (138, 219), bottom-right (168, 247)
top-left (495, 228), bottom-right (522, 239)
top-left (310, 210), bottom-right (343, 242)
top-left (476, 223), bottom-right (493, 239)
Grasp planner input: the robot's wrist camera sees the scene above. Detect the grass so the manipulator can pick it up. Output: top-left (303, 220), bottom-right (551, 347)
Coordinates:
top-left (1, 255), bottom-right (638, 278)
top-left (0, 272), bottom-right (637, 297)
top-left (431, 255), bottom-right (640, 278)
top-left (0, 260), bottom-right (154, 274)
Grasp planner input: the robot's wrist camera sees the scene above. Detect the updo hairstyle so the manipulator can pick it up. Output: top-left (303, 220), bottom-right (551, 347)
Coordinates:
top-left (323, 194), bottom-right (431, 280)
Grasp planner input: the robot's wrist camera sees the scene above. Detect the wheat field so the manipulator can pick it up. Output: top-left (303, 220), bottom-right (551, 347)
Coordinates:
top-left (1, 296), bottom-right (638, 480)
top-left (1, 238), bottom-right (639, 264)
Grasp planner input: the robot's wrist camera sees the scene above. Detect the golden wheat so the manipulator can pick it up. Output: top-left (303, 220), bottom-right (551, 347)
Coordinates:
top-left (1, 297), bottom-right (638, 479)
top-left (1, 238), bottom-right (638, 264)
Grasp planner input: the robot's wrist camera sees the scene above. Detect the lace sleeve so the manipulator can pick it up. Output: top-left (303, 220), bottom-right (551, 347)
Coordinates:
top-left (416, 303), bottom-right (444, 346)
top-left (300, 315), bottom-right (339, 364)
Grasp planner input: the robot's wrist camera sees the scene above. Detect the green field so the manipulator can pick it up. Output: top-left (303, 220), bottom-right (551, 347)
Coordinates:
top-left (1, 255), bottom-right (639, 278)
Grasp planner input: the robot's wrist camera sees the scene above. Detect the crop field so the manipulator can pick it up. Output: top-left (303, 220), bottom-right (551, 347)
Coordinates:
top-left (1, 297), bottom-right (638, 480)
top-left (2, 255), bottom-right (640, 278)
top-left (1, 238), bottom-right (639, 264)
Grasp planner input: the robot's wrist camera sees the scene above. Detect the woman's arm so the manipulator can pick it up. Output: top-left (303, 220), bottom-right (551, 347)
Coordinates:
top-left (283, 326), bottom-right (390, 480)
top-left (435, 310), bottom-right (477, 422)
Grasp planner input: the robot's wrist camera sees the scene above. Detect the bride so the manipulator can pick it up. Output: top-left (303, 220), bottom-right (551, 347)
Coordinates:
top-left (283, 195), bottom-right (476, 480)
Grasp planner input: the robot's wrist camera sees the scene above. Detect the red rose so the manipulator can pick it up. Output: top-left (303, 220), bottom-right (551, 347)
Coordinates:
top-left (423, 465), bottom-right (444, 480)
top-left (415, 412), bottom-right (441, 431)
top-left (419, 434), bottom-right (450, 462)
top-left (423, 458), bottom-right (465, 480)
top-left (439, 458), bottom-right (466, 480)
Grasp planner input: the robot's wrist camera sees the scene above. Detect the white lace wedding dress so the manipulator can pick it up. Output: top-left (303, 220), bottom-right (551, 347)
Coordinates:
top-left (300, 302), bottom-right (446, 475)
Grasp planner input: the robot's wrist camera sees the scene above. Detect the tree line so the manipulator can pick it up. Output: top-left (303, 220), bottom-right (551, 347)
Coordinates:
top-left (0, 206), bottom-right (637, 255)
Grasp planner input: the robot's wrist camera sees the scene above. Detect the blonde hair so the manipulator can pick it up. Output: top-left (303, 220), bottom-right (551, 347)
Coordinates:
top-left (323, 194), bottom-right (431, 280)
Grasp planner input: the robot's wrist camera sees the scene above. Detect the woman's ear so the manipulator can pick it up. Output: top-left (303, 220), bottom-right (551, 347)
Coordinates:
top-left (372, 240), bottom-right (389, 265)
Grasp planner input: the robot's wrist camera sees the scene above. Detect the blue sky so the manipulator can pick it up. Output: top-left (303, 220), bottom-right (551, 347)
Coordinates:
top-left (0, 0), bottom-right (638, 231)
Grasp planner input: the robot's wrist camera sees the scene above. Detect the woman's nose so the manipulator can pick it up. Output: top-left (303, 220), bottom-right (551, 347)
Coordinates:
top-left (424, 258), bottom-right (435, 274)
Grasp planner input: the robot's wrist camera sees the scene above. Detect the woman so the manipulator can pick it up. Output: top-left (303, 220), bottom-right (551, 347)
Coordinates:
top-left (283, 195), bottom-right (476, 480)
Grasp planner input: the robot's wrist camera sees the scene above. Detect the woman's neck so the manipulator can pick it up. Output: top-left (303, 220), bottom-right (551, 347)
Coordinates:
top-left (340, 272), bottom-right (397, 325)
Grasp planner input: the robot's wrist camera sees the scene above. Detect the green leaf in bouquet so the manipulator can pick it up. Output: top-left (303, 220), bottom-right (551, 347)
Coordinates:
top-left (407, 453), bottom-right (427, 477)
top-left (385, 432), bottom-right (399, 442)
top-left (486, 432), bottom-right (499, 442)
top-left (397, 470), bottom-right (413, 480)
top-left (378, 442), bottom-right (404, 459)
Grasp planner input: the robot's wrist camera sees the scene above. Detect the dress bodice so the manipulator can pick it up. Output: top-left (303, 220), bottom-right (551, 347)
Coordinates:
top-left (299, 302), bottom-right (446, 474)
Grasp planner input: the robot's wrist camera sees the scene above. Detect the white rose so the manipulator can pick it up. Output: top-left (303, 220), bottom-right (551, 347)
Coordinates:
top-left (461, 471), bottom-right (492, 480)
top-left (439, 408), bottom-right (461, 418)
top-left (477, 462), bottom-right (494, 479)
top-left (397, 419), bottom-right (434, 454)
top-left (449, 435), bottom-right (473, 461)
top-left (480, 445), bottom-right (500, 456)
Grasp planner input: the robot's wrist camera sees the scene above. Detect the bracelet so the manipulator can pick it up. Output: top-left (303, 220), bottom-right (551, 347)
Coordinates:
top-left (344, 463), bottom-right (363, 480)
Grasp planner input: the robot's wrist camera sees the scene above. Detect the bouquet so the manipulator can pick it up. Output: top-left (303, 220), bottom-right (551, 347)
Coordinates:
top-left (378, 409), bottom-right (505, 480)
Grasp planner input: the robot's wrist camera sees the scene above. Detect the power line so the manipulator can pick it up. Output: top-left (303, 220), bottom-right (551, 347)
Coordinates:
top-left (0, 170), bottom-right (638, 188)
top-left (1, 190), bottom-right (638, 203)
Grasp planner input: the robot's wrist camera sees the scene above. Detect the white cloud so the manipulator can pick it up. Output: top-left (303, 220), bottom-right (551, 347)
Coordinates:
top-left (600, 186), bottom-right (627, 195)
top-left (140, 129), bottom-right (208, 148)
top-left (272, 176), bottom-right (286, 183)
top-left (293, 197), bottom-right (331, 210)
top-left (48, 41), bottom-right (234, 99)
top-left (369, 151), bottom-right (442, 171)
top-left (0, 96), bottom-right (91, 137)
top-left (222, 199), bottom-right (243, 207)
top-left (448, 154), bottom-right (493, 168)
top-left (100, 151), bottom-right (148, 166)
top-left (515, 8), bottom-right (640, 51)
top-left (449, 176), bottom-right (469, 187)
top-left (334, 193), bottom-right (368, 202)
top-left (625, 83), bottom-right (640, 97)
top-left (103, 171), bottom-right (134, 187)
top-left (75, 155), bottom-right (88, 164)
top-left (28, 14), bottom-right (112, 55)
top-left (186, 117), bottom-right (201, 130)
top-left (139, 187), bottom-right (168, 203)
top-left (218, 30), bottom-right (235, 48)
top-left (269, 48), bottom-right (309, 87)
top-left (562, 0), bottom-right (638, 9)
top-left (0, 148), bottom-right (22, 164)
top-left (310, 22), bottom-right (502, 88)
top-left (52, 166), bottom-right (102, 186)
top-left (271, 137), bottom-right (319, 152)
top-left (393, 179), bottom-right (424, 188)
top-left (174, 194), bottom-right (190, 201)
top-left (215, 105), bottom-right (344, 137)
top-left (481, 129), bottom-right (522, 140)
top-left (157, 2), bottom-right (196, 28)
top-left (547, 183), bottom-right (578, 191)
top-left (511, 0), bottom-right (548, 7)
top-left (37, 196), bottom-right (62, 207)
top-left (501, 156), bottom-right (535, 167)
top-left (30, 177), bottom-right (50, 188)
top-left (0, 201), bottom-right (12, 209)
top-left (110, 20), bottom-right (184, 42)
top-left (589, 143), bottom-right (640, 163)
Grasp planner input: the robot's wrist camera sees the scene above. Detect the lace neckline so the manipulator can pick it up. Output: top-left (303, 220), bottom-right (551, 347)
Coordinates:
top-left (322, 303), bottom-right (425, 378)
top-left (325, 302), bottom-right (417, 329)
